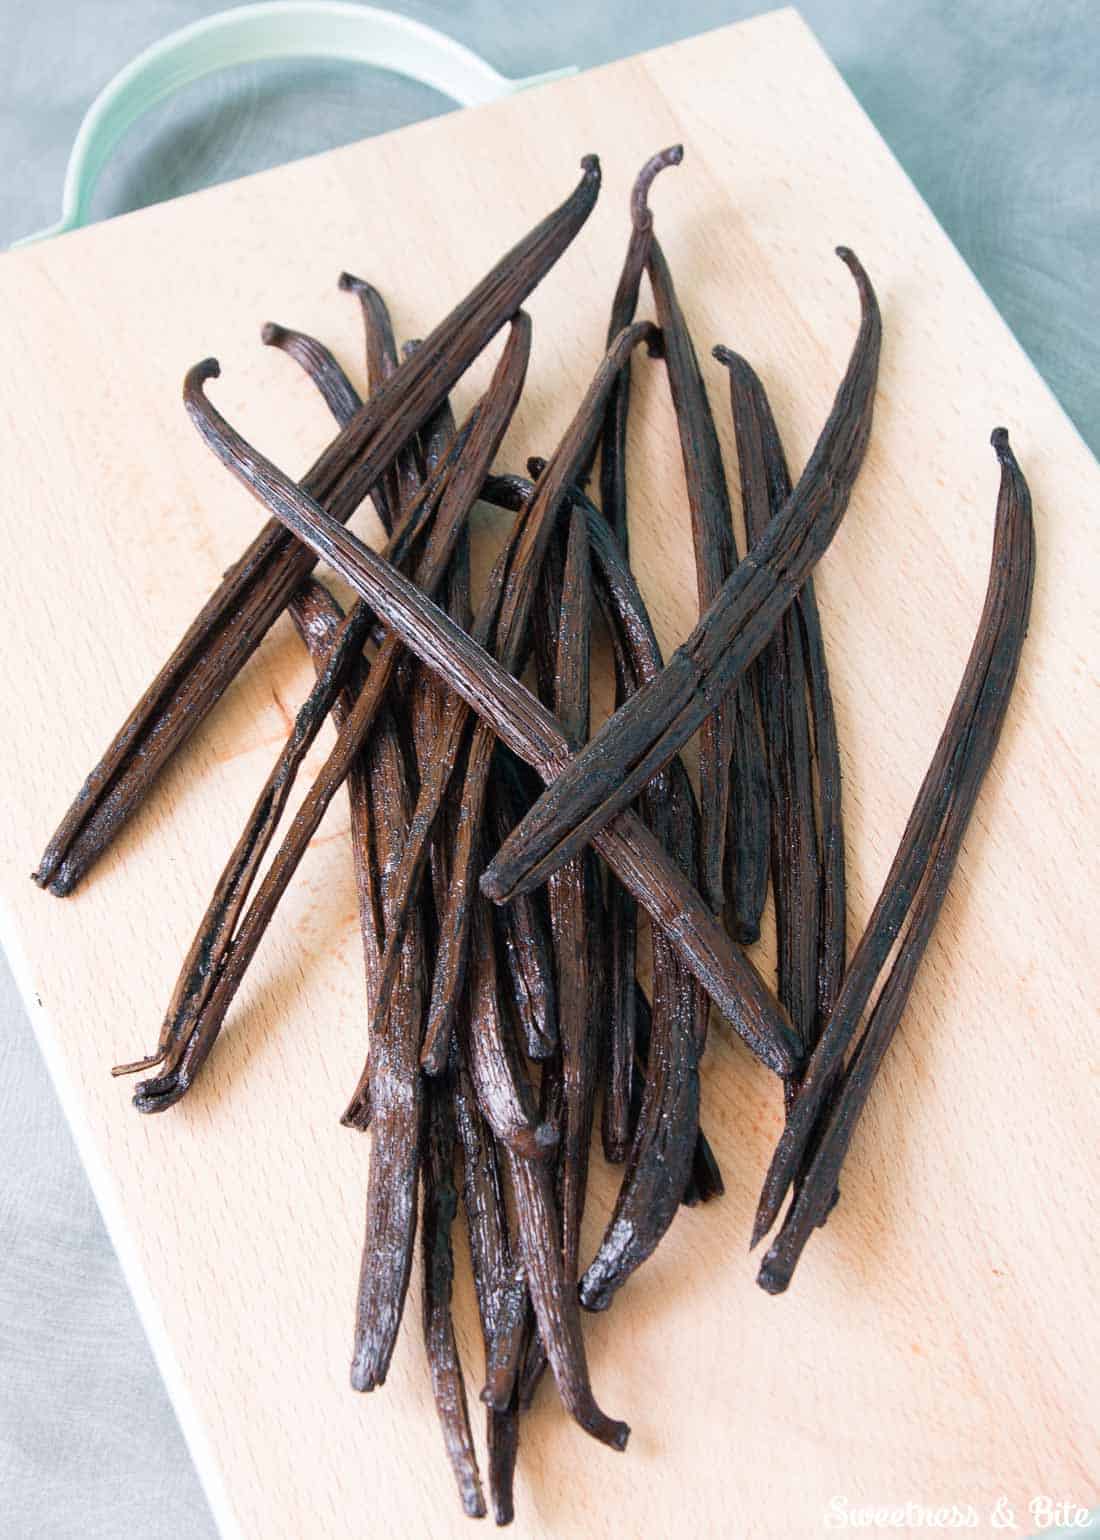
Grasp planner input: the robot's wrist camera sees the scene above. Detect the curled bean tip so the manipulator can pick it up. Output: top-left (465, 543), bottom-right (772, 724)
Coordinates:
top-left (337, 271), bottom-right (388, 312)
top-left (835, 245), bottom-right (871, 297)
top-left (711, 343), bottom-right (750, 381)
top-left (184, 360), bottom-right (221, 412)
top-left (630, 144), bottom-right (683, 231)
top-left (259, 321), bottom-right (283, 346)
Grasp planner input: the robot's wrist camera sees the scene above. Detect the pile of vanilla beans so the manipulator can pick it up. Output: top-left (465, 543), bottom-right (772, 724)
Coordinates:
top-left (34, 148), bottom-right (1034, 1523)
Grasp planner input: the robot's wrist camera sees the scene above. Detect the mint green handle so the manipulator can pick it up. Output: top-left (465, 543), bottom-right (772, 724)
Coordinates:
top-left (13, 1), bottom-right (575, 247)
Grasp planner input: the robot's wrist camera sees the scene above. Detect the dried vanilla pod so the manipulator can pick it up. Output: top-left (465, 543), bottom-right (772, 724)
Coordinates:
top-left (639, 148), bottom-right (768, 937)
top-left (452, 1038), bottom-right (521, 1524)
top-left (460, 892), bottom-right (627, 1451)
top-left (421, 1066), bottom-right (486, 1518)
top-left (340, 274), bottom-right (424, 521)
top-left (561, 487), bottom-right (705, 1312)
top-left (754, 431), bottom-right (1035, 1289)
top-left (545, 501), bottom-right (599, 1282)
top-left (715, 346), bottom-right (847, 1071)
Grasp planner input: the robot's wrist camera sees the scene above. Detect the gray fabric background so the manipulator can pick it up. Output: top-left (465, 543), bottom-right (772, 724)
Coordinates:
top-left (1, 3), bottom-right (1096, 1536)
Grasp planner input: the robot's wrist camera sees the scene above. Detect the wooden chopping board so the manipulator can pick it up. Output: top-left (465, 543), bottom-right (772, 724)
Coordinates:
top-left (1, 9), bottom-right (1096, 1537)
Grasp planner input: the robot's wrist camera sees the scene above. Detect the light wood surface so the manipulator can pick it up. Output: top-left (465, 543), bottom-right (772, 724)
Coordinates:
top-left (1, 10), bottom-right (1096, 1537)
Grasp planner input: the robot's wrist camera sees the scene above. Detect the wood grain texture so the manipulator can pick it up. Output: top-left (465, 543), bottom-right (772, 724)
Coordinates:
top-left (0, 10), bottom-right (1096, 1536)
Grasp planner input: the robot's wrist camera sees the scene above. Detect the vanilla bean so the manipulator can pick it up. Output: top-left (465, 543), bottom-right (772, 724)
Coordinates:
top-left (581, 885), bottom-right (700, 1311)
top-left (587, 146), bottom-right (681, 548)
top-left (481, 248), bottom-right (879, 907)
top-left (754, 431), bottom-right (1035, 1286)
top-left (544, 502), bottom-right (597, 1282)
top-left (290, 585), bottom-right (434, 1401)
top-left (461, 893), bottom-right (627, 1450)
top-left (507, 690), bottom-right (562, 1414)
top-left (487, 1405), bottom-right (520, 1530)
top-left (260, 322), bottom-right (362, 423)
top-left (452, 1040), bottom-right (520, 1525)
top-left (338, 599), bottom-right (432, 1398)
top-left (802, 579), bottom-right (846, 1036)
top-left (503, 1141), bottom-right (626, 1451)
top-left (582, 494), bottom-right (649, 1162)
top-left (349, 700), bottom-right (428, 1392)
top-left (421, 1068), bottom-right (486, 1518)
top-left (580, 609), bottom-right (704, 1314)
top-left (582, 152), bottom-right (683, 1159)
top-left (183, 364), bottom-right (800, 1075)
top-left (716, 347), bottom-right (846, 1067)
top-left (340, 273), bottom-right (423, 522)
top-left (642, 153), bottom-right (767, 934)
top-left (576, 468), bottom-right (686, 1157)
top-left (263, 324), bottom-right (475, 596)
top-left (287, 582), bottom-right (386, 1102)
top-left (35, 157), bottom-right (600, 896)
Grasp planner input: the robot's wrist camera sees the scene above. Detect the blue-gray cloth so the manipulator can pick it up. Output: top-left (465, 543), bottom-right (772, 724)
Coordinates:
top-left (1, 3), bottom-right (1096, 1536)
